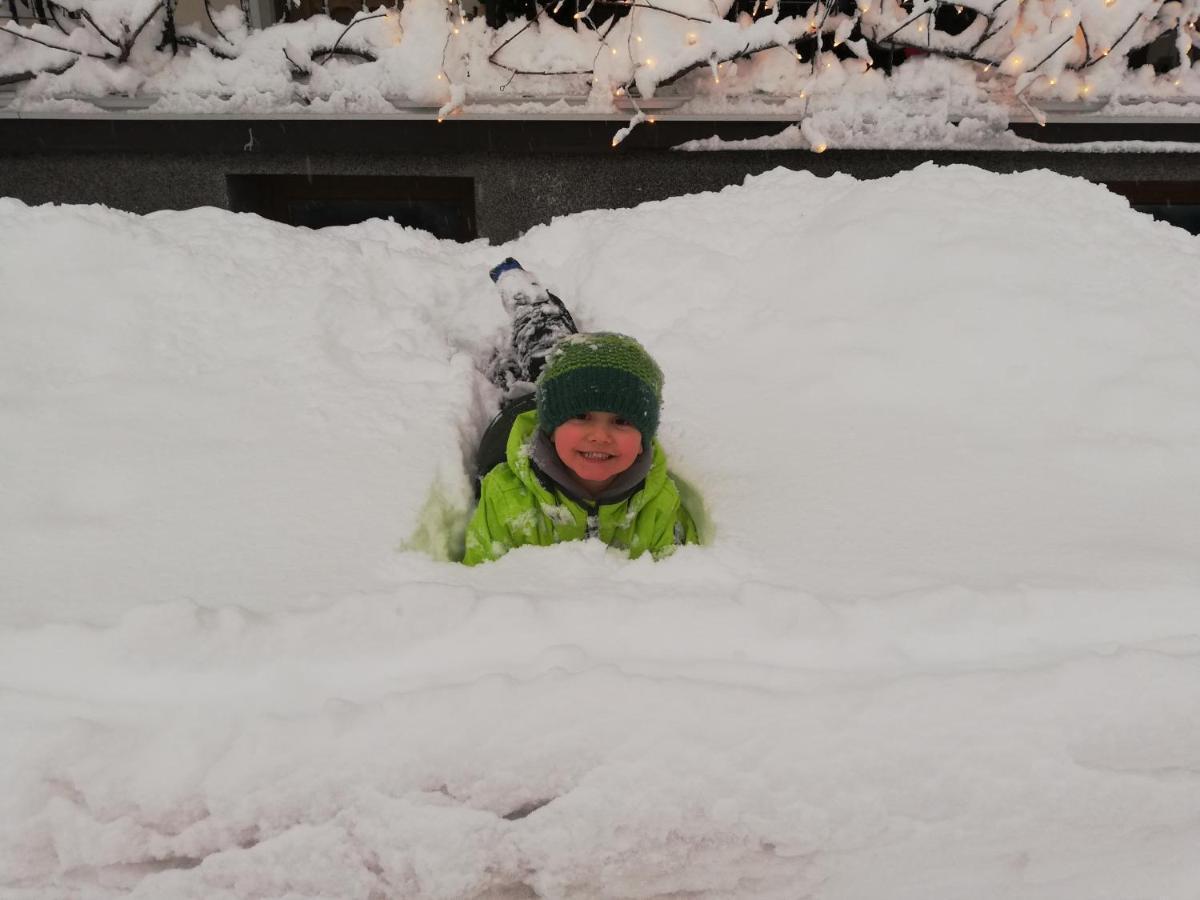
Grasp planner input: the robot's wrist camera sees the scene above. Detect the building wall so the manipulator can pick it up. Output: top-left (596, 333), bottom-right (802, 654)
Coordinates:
top-left (1, 118), bottom-right (1199, 241)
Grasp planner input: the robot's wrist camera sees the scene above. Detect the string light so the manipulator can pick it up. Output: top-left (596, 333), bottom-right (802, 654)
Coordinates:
top-left (1061, 8), bottom-right (1071, 17)
top-left (636, 35), bottom-right (643, 42)
top-left (611, 47), bottom-right (618, 55)
top-left (1079, 82), bottom-right (1092, 95)
top-left (686, 32), bottom-right (698, 44)
top-left (647, 116), bottom-right (656, 123)
top-left (814, 142), bottom-right (827, 152)
top-left (1100, 47), bottom-right (1110, 56)
top-left (1048, 77), bottom-right (1057, 84)
top-left (799, 90), bottom-right (806, 98)
top-left (1174, 78), bottom-right (1183, 85)
top-left (645, 57), bottom-right (656, 67)
top-left (916, 21), bottom-right (925, 31)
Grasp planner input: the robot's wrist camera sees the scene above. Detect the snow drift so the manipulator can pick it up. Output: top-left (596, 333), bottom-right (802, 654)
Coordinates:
top-left (1, 165), bottom-right (1199, 898)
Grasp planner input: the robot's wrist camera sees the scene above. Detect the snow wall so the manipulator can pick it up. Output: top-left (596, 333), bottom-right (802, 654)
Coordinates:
top-left (2, 164), bottom-right (1200, 898)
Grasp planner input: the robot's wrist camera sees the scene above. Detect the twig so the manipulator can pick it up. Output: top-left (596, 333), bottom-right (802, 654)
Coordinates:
top-left (873, 3), bottom-right (935, 46)
top-left (79, 8), bottom-right (122, 50)
top-left (310, 45), bottom-right (377, 63)
top-left (119, 0), bottom-right (165, 62)
top-left (0, 22), bottom-right (112, 58)
top-left (175, 31), bottom-right (236, 59)
top-left (593, 1), bottom-right (709, 23)
top-left (46, 0), bottom-right (69, 34)
top-left (315, 11), bottom-right (385, 64)
top-left (1027, 30), bottom-right (1073, 72)
top-left (283, 46), bottom-right (307, 74)
top-left (1080, 13), bottom-right (1141, 68)
top-left (203, 0), bottom-right (230, 43)
top-left (489, 7), bottom-right (589, 74)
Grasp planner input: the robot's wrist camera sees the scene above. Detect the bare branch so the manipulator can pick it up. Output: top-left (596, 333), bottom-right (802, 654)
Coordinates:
top-left (119, 0), bottom-right (165, 62)
top-left (1080, 13), bottom-right (1141, 68)
top-left (315, 11), bottom-right (386, 64)
top-left (0, 22), bottom-right (113, 58)
top-left (203, 0), bottom-right (230, 43)
top-left (79, 7), bottom-right (122, 50)
top-left (593, 1), bottom-right (710, 23)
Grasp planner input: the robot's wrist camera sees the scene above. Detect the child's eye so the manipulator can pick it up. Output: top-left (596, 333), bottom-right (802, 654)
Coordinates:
top-left (614, 418), bottom-right (630, 427)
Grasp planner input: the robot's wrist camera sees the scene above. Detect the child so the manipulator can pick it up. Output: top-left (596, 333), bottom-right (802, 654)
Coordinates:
top-left (463, 265), bottom-right (696, 565)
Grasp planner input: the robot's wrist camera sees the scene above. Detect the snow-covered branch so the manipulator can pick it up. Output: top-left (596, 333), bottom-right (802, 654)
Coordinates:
top-left (1, 0), bottom-right (1197, 147)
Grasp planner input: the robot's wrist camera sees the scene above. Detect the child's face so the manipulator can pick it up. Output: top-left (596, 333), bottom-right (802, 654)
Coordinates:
top-left (552, 411), bottom-right (643, 494)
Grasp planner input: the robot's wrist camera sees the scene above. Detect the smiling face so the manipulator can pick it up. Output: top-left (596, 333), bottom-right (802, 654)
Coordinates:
top-left (551, 411), bottom-right (644, 495)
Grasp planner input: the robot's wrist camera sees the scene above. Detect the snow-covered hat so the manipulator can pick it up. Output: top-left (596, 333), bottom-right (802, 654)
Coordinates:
top-left (536, 333), bottom-right (664, 440)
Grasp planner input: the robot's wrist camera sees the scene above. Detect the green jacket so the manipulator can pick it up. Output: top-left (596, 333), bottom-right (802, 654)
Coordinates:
top-left (463, 410), bottom-right (696, 565)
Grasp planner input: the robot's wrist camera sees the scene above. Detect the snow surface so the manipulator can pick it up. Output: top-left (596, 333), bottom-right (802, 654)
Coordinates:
top-left (2, 165), bottom-right (1200, 898)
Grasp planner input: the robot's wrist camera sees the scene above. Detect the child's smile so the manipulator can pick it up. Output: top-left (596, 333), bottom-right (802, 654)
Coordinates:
top-left (552, 411), bottom-right (643, 494)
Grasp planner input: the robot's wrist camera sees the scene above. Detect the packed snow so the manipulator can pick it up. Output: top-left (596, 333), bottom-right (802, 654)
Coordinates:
top-left (2, 164), bottom-right (1200, 898)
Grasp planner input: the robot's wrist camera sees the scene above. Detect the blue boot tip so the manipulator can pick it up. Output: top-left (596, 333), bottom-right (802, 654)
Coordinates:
top-left (489, 258), bottom-right (524, 282)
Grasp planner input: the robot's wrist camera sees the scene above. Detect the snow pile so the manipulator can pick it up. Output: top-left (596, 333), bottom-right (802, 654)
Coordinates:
top-left (2, 165), bottom-right (1200, 898)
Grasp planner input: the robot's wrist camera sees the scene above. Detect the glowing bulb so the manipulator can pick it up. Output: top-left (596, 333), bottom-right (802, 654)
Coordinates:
top-left (916, 22), bottom-right (924, 31)
top-left (437, 116), bottom-right (444, 123)
top-left (453, 26), bottom-right (459, 32)
top-left (611, 137), bottom-right (619, 147)
top-left (1174, 78), bottom-right (1183, 85)
top-left (983, 64), bottom-right (992, 71)
top-left (1048, 77), bottom-right (1057, 84)
top-left (799, 90), bottom-right (806, 98)
top-left (615, 87), bottom-right (624, 95)
top-left (713, 75), bottom-right (720, 83)
top-left (611, 47), bottom-right (618, 55)
top-left (636, 34), bottom-right (643, 42)
top-left (824, 60), bottom-right (832, 68)
top-left (859, 2), bottom-right (870, 10)
top-left (1079, 83), bottom-right (1092, 95)
top-left (795, 52), bottom-right (804, 60)
top-left (686, 32), bottom-right (698, 44)
top-left (436, 72), bottom-right (444, 79)
top-left (954, 3), bottom-right (962, 10)
top-left (807, 19), bottom-right (817, 30)
top-left (647, 116), bottom-right (656, 123)
top-left (1061, 8), bottom-right (1071, 17)
top-left (645, 57), bottom-right (655, 67)
top-left (814, 143), bottom-right (827, 152)
top-left (1100, 47), bottom-right (1109, 56)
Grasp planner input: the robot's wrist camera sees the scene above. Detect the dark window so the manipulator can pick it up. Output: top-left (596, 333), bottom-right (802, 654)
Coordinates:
top-left (226, 174), bottom-right (477, 241)
top-left (1102, 181), bottom-right (1200, 236)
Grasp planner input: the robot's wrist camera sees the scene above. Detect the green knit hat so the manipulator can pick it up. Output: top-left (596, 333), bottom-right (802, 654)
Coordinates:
top-left (536, 333), bottom-right (664, 440)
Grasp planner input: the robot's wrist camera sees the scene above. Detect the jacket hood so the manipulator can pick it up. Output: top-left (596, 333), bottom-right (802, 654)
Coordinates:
top-left (505, 410), bottom-right (670, 511)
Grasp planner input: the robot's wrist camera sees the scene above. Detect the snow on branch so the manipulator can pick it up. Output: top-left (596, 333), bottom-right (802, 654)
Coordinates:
top-left (1, 0), bottom-right (1198, 146)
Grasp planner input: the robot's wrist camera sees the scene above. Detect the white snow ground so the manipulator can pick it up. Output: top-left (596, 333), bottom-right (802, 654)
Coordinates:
top-left (2, 165), bottom-right (1199, 899)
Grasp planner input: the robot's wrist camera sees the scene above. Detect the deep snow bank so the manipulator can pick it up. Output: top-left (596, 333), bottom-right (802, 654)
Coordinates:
top-left (1, 166), bottom-right (1199, 899)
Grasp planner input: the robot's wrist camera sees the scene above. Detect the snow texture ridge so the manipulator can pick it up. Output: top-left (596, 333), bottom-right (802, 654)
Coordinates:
top-left (2, 165), bottom-right (1200, 898)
